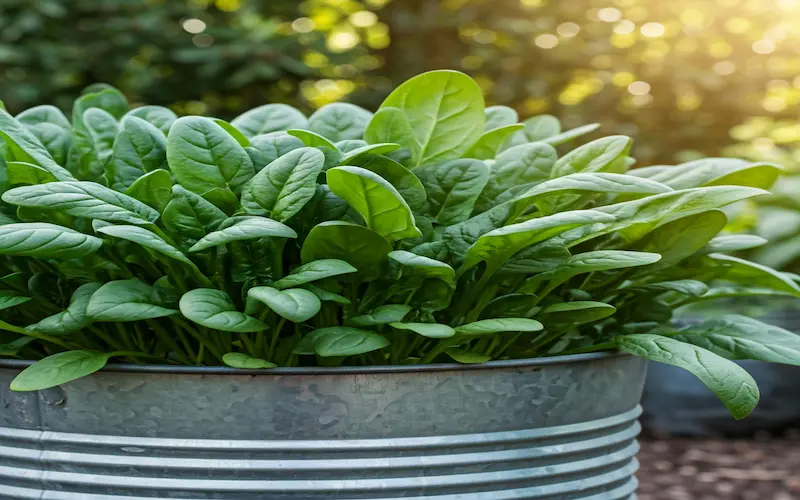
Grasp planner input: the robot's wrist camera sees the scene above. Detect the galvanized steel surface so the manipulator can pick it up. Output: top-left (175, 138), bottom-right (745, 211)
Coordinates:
top-left (0, 353), bottom-right (646, 499)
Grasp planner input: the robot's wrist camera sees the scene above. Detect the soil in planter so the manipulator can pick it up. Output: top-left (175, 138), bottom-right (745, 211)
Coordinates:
top-left (638, 430), bottom-right (800, 500)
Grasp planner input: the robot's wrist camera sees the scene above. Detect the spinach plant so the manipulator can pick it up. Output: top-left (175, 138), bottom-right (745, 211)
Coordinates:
top-left (0, 71), bottom-right (797, 420)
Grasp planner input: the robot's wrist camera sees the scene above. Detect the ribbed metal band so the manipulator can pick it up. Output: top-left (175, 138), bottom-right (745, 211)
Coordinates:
top-left (0, 406), bottom-right (641, 499)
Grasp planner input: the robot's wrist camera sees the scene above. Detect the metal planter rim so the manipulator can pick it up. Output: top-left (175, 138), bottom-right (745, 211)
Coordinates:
top-left (0, 351), bottom-right (624, 376)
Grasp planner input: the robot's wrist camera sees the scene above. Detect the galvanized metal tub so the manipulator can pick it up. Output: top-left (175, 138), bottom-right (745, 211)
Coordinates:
top-left (0, 353), bottom-right (646, 499)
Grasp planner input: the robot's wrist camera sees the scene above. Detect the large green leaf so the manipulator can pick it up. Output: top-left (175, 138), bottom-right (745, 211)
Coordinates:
top-left (327, 166), bottom-right (422, 241)
top-left (10, 351), bottom-right (112, 391)
top-left (455, 318), bottom-right (543, 337)
top-left (295, 327), bottom-right (390, 357)
top-left (631, 158), bottom-right (783, 190)
top-left (702, 234), bottom-right (767, 254)
top-left (240, 147), bottom-right (325, 222)
top-left (464, 124), bottom-right (524, 160)
top-left (16, 105), bottom-right (72, 166)
top-left (673, 315), bottom-right (800, 366)
top-left (167, 116), bottom-right (255, 195)
top-left (520, 251), bottom-right (661, 293)
top-left (415, 159), bottom-right (489, 225)
top-left (247, 286), bottom-right (321, 322)
top-left (461, 209), bottom-right (616, 277)
top-left (161, 185), bottom-right (227, 251)
top-left (86, 279), bottom-right (177, 322)
top-left (473, 142), bottom-right (558, 214)
top-left (536, 301), bottom-right (616, 326)
top-left (95, 225), bottom-right (194, 266)
top-left (179, 288), bottom-right (266, 332)
top-left (346, 305), bottom-right (412, 326)
top-left (707, 253), bottom-right (800, 297)
top-left (635, 211), bottom-right (726, 269)
top-left (189, 216), bottom-right (296, 252)
top-left (27, 283), bottom-right (102, 335)
top-left (273, 259), bottom-right (358, 289)
top-left (339, 143), bottom-right (402, 165)
top-left (387, 250), bottom-right (456, 287)
top-left (231, 104), bottom-right (308, 138)
top-left (107, 116), bottom-right (168, 190)
top-left (356, 156), bottom-right (427, 211)
top-left (308, 103), bottom-right (373, 142)
top-left (301, 221), bottom-right (392, 279)
top-left (484, 105), bottom-right (519, 131)
top-left (0, 223), bottom-right (102, 259)
top-left (2, 181), bottom-right (159, 225)
top-left (246, 132), bottom-right (304, 171)
top-left (442, 202), bottom-right (515, 260)
top-left (369, 70), bottom-right (485, 166)
top-left (551, 136), bottom-right (632, 178)
top-left (390, 322), bottom-right (456, 338)
top-left (615, 334), bottom-right (760, 419)
top-left (123, 105), bottom-right (177, 135)
top-left (125, 169), bottom-right (173, 213)
top-left (542, 123), bottom-right (601, 146)
top-left (0, 107), bottom-right (74, 181)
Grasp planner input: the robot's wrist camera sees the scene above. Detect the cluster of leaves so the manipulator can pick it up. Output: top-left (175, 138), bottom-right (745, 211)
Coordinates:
top-left (1, 70), bottom-right (799, 421)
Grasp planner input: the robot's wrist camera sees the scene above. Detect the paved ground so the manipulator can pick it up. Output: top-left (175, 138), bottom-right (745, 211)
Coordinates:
top-left (638, 433), bottom-right (800, 499)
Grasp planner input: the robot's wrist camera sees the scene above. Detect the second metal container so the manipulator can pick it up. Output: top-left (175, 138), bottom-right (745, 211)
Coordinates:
top-left (0, 352), bottom-right (646, 499)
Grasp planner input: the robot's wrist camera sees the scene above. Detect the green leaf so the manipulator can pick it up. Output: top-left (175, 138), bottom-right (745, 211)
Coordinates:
top-left (123, 105), bottom-right (177, 135)
top-left (620, 280), bottom-right (709, 297)
top-left (327, 166), bottom-right (422, 241)
top-left (108, 116), bottom-right (168, 191)
top-left (189, 216), bottom-right (296, 252)
top-left (632, 158), bottom-right (783, 190)
top-left (511, 172), bottom-right (673, 217)
top-left (520, 251), bottom-right (661, 293)
top-left (213, 119), bottom-right (250, 147)
top-left (246, 132), bottom-right (304, 171)
top-left (0, 337), bottom-right (35, 356)
top-left (542, 123), bottom-right (601, 146)
top-left (371, 70), bottom-right (485, 166)
top-left (297, 327), bottom-right (390, 357)
top-left (77, 108), bottom-right (119, 180)
top-left (364, 107), bottom-right (415, 158)
top-left (6, 161), bottom-right (58, 185)
top-left (442, 202), bottom-right (515, 260)
top-left (231, 104), bottom-right (308, 138)
top-left (16, 105), bottom-right (72, 166)
top-left (0, 107), bottom-right (74, 181)
top-left (86, 279), bottom-right (177, 322)
top-left (10, 351), bottom-right (112, 392)
top-left (301, 283), bottom-right (351, 305)
top-left (286, 129), bottom-right (338, 150)
top-left (222, 352), bottom-right (276, 369)
top-left (346, 304), bottom-right (411, 326)
top-left (308, 103), bottom-right (373, 142)
top-left (179, 288), bottom-right (267, 332)
top-left (161, 185), bottom-right (227, 251)
top-left (464, 124), bottom-right (524, 160)
top-left (703, 234), bottom-right (767, 254)
top-left (0, 223), bottom-right (103, 259)
top-left (2, 181), bottom-right (160, 225)
top-left (522, 115), bottom-right (561, 141)
top-left (273, 259), bottom-right (358, 289)
top-left (474, 142), bottom-right (558, 214)
top-left (390, 322), bottom-right (455, 338)
top-left (537, 301), bottom-right (616, 326)
top-left (635, 210), bottom-right (726, 269)
top-left (240, 147), bottom-right (325, 222)
top-left (455, 318), bottom-right (543, 337)
top-left (673, 315), bottom-right (800, 366)
top-left (339, 143), bottom-right (402, 165)
top-left (551, 136), bottom-right (632, 178)
top-left (415, 159), bottom-right (489, 225)
top-left (167, 116), bottom-right (255, 195)
top-left (461, 209), bottom-right (615, 277)
top-left (615, 334), bottom-right (760, 420)
top-left (125, 169), bottom-right (173, 213)
top-left (445, 349), bottom-right (491, 364)
top-left (27, 283), bottom-right (102, 335)
top-left (246, 287), bottom-right (321, 322)
top-left (707, 253), bottom-right (800, 297)
top-left (0, 291), bottom-right (31, 311)
top-left (356, 156), bottom-right (427, 211)
top-left (484, 105), bottom-right (519, 131)
top-left (388, 250), bottom-right (456, 287)
top-left (96, 224), bottom-right (193, 266)
top-left (301, 221), bottom-right (392, 279)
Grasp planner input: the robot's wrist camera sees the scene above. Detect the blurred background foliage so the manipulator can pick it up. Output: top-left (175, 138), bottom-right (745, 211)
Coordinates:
top-left (2, 0), bottom-right (800, 168)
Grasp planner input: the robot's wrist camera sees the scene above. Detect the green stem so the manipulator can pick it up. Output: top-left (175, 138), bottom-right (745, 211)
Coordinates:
top-left (241, 334), bottom-right (258, 357)
top-left (558, 342), bottom-right (617, 356)
top-left (268, 318), bottom-right (286, 361)
top-left (0, 321), bottom-right (73, 350)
